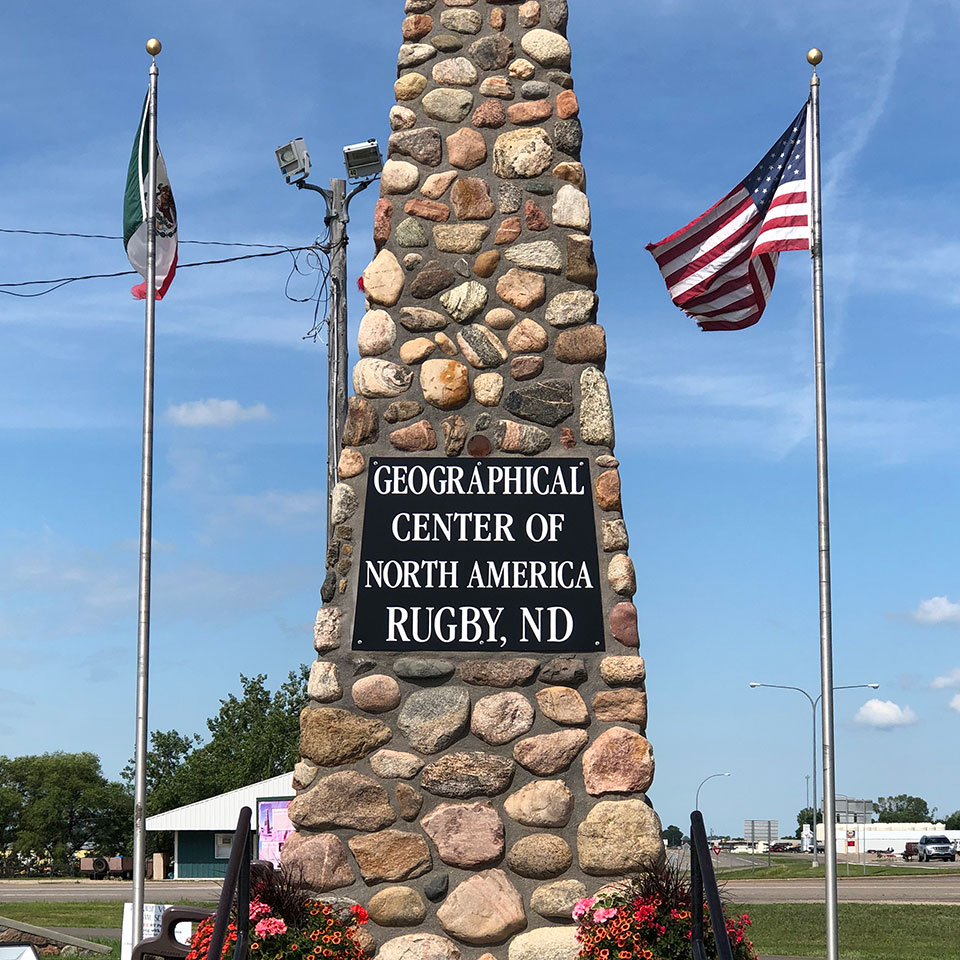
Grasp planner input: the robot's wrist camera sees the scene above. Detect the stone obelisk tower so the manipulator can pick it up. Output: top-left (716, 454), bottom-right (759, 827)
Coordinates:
top-left (282, 3), bottom-right (663, 959)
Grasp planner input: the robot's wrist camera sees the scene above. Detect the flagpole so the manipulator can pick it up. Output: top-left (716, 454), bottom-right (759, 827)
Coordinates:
top-left (132, 36), bottom-right (161, 948)
top-left (807, 46), bottom-right (840, 960)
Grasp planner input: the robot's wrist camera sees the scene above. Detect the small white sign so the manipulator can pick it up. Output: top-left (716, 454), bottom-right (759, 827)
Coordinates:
top-left (0, 948), bottom-right (42, 960)
top-left (121, 903), bottom-right (192, 960)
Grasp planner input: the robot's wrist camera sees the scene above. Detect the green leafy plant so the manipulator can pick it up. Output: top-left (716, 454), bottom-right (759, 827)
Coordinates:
top-left (185, 866), bottom-right (367, 960)
top-left (574, 859), bottom-right (757, 960)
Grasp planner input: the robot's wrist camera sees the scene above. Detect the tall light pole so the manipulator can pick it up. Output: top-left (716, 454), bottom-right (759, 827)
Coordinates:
top-left (696, 772), bottom-right (731, 812)
top-left (749, 681), bottom-right (879, 866)
top-left (276, 138), bottom-right (383, 547)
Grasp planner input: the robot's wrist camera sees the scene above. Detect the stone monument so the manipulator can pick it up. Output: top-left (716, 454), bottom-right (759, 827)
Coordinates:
top-left (282, 3), bottom-right (664, 958)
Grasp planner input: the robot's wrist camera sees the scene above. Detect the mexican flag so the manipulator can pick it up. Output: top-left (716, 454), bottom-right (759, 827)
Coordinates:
top-left (123, 95), bottom-right (177, 300)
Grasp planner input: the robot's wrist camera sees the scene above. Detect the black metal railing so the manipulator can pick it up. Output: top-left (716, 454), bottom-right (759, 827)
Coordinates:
top-left (690, 809), bottom-right (733, 960)
top-left (204, 806), bottom-right (252, 960)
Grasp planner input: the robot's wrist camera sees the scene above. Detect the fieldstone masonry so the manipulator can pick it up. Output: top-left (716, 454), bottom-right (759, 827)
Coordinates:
top-left (283, 3), bottom-right (663, 959)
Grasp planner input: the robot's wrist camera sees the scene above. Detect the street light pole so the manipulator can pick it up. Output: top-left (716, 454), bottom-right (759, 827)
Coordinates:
top-left (749, 682), bottom-right (878, 867)
top-left (695, 772), bottom-right (731, 812)
top-left (296, 176), bottom-right (376, 546)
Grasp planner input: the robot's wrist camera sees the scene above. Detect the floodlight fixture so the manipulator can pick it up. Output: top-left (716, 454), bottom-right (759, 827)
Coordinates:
top-left (343, 139), bottom-right (383, 181)
top-left (276, 138), bottom-right (311, 184)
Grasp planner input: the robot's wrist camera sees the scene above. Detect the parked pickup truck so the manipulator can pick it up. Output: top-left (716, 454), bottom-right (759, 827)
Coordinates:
top-left (903, 842), bottom-right (918, 860)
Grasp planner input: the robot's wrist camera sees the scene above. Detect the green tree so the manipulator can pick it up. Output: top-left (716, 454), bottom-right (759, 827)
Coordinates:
top-left (123, 669), bottom-right (308, 857)
top-left (2, 753), bottom-right (132, 874)
top-left (191, 668), bottom-right (308, 795)
top-left (875, 794), bottom-right (935, 823)
top-left (122, 729), bottom-right (201, 814)
top-left (0, 757), bottom-right (24, 877)
top-left (661, 825), bottom-right (683, 847)
top-left (795, 806), bottom-right (815, 839)
top-left (128, 668), bottom-right (308, 815)
top-left (121, 729), bottom-right (202, 858)
top-left (944, 810), bottom-right (960, 831)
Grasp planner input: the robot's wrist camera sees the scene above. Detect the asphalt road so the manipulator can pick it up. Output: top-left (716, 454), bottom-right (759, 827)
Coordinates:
top-left (1, 874), bottom-right (958, 905)
top-left (724, 873), bottom-right (960, 904)
top-left (0, 880), bottom-right (222, 902)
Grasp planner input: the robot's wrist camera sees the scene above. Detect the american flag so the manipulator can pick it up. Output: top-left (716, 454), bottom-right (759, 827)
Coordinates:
top-left (647, 104), bottom-right (811, 331)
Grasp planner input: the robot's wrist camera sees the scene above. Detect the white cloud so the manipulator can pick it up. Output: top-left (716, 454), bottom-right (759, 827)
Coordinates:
top-left (932, 668), bottom-right (960, 689)
top-left (823, 2), bottom-right (909, 200)
top-left (167, 399), bottom-right (273, 428)
top-left (912, 596), bottom-right (960, 625)
top-left (855, 699), bottom-right (918, 729)
top-left (950, 694), bottom-right (960, 714)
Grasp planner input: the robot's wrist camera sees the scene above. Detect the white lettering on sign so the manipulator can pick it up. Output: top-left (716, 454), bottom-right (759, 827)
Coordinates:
top-left (364, 560), bottom-right (459, 589)
top-left (373, 463), bottom-right (584, 497)
top-left (524, 513), bottom-right (565, 543)
top-left (386, 606), bottom-right (507, 645)
top-left (520, 607), bottom-right (575, 644)
top-left (465, 560), bottom-right (594, 590)
top-left (391, 512), bottom-right (516, 543)
top-left (354, 458), bottom-right (603, 653)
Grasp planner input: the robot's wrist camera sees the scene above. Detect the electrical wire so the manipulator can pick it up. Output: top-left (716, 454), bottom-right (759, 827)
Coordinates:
top-left (0, 227), bottom-right (292, 249)
top-left (0, 247), bottom-right (315, 297)
top-left (0, 227), bottom-right (342, 340)
top-left (291, 221), bottom-right (336, 342)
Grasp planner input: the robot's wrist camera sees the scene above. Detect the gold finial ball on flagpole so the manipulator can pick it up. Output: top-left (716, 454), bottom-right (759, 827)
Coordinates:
top-left (807, 48), bottom-right (823, 66)
top-left (146, 38), bottom-right (162, 56)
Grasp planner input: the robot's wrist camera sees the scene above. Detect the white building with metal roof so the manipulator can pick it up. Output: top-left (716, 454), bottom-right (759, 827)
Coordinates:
top-left (146, 772), bottom-right (294, 879)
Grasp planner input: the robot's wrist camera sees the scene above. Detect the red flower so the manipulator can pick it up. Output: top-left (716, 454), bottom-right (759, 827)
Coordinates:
top-left (349, 906), bottom-right (368, 925)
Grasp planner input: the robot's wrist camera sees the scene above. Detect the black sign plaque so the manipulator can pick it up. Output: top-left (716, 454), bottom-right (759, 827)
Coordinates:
top-left (352, 457), bottom-right (603, 653)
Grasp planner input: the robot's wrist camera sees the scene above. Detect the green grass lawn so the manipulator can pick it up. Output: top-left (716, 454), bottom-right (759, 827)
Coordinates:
top-left (733, 903), bottom-right (960, 959)
top-left (0, 900), bottom-right (213, 928)
top-left (88, 939), bottom-right (121, 960)
top-left (719, 855), bottom-right (955, 880)
top-left (4, 899), bottom-right (959, 960)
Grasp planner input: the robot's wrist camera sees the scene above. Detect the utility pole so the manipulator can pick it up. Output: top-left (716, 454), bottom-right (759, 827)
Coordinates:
top-left (296, 176), bottom-right (375, 545)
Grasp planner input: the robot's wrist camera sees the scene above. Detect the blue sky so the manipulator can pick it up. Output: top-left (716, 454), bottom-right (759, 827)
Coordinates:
top-left (2, 0), bottom-right (959, 836)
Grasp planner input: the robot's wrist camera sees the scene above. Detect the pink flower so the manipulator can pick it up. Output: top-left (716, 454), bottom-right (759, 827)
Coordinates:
top-left (254, 918), bottom-right (288, 938)
top-left (572, 898), bottom-right (597, 922)
top-left (592, 908), bottom-right (618, 924)
top-left (248, 901), bottom-right (272, 921)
